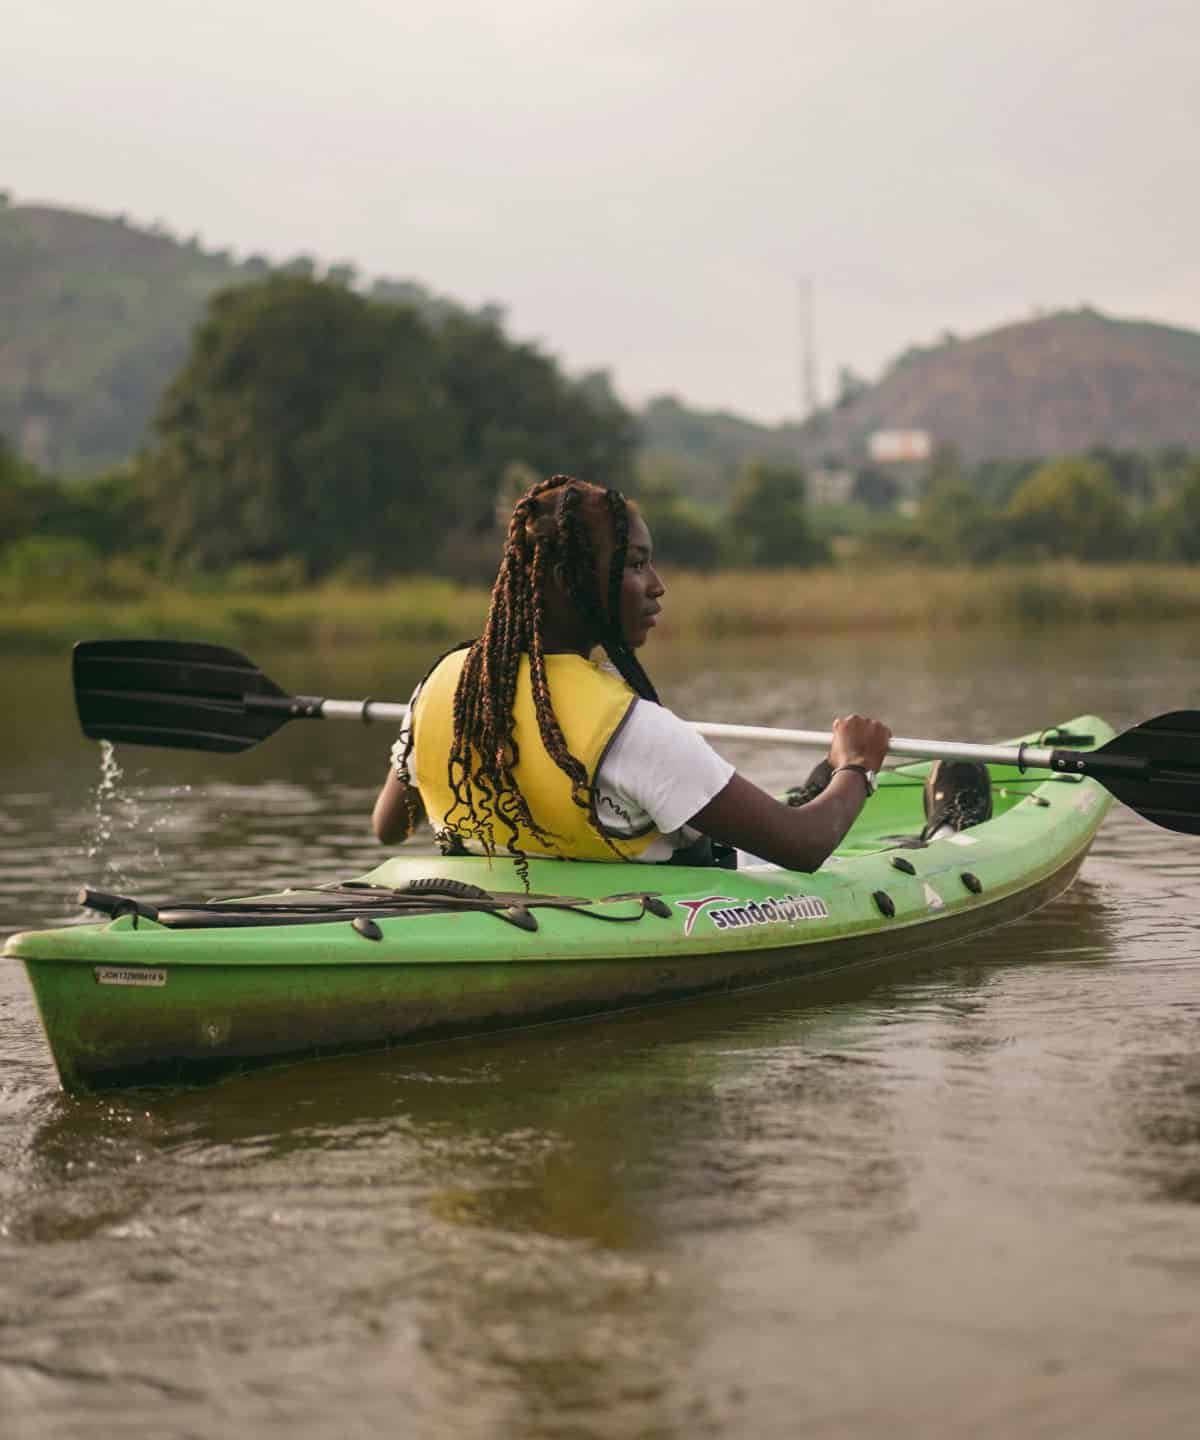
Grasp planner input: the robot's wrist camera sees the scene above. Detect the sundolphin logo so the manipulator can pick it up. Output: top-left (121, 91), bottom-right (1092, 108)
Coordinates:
top-left (677, 893), bottom-right (830, 935)
top-left (675, 896), bottom-right (737, 936)
top-left (675, 893), bottom-right (830, 934)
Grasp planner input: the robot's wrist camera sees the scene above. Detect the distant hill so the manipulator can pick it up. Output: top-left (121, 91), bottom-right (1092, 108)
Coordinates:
top-left (639, 309), bottom-right (1200, 500)
top-left (0, 201), bottom-right (254, 473)
top-left (636, 396), bottom-right (807, 506)
top-left (801, 308), bottom-right (1200, 465)
top-left (0, 200), bottom-right (461, 475)
top-left (6, 199), bottom-right (1200, 483)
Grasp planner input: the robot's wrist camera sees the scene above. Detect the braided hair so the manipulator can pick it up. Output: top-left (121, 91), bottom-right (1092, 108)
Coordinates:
top-left (419, 475), bottom-right (658, 881)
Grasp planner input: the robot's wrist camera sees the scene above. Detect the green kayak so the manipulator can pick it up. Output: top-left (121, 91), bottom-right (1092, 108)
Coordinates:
top-left (6, 716), bottom-right (1114, 1093)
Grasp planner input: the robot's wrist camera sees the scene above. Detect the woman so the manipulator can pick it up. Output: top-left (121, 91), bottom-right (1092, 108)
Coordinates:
top-left (372, 474), bottom-right (891, 874)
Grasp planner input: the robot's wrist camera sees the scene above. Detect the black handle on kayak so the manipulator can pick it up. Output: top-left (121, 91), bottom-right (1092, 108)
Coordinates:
top-left (78, 888), bottom-right (161, 922)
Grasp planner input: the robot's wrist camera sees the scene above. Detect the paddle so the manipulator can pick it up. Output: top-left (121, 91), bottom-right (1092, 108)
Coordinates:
top-left (72, 639), bottom-right (1200, 835)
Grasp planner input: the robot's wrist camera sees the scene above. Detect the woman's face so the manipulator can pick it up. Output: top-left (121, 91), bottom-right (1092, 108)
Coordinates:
top-left (617, 512), bottom-right (665, 649)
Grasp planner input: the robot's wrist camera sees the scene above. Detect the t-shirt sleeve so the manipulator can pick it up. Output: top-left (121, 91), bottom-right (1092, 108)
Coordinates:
top-left (390, 679), bottom-right (423, 769)
top-left (597, 701), bottom-right (735, 836)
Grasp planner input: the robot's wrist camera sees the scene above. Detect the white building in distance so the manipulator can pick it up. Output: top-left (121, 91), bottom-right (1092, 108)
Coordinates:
top-left (868, 429), bottom-right (933, 464)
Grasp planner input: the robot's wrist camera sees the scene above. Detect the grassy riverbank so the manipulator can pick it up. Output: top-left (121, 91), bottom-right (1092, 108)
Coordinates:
top-left (4, 563), bottom-right (1200, 654)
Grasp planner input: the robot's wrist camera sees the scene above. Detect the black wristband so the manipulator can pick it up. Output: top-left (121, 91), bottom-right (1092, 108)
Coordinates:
top-left (831, 763), bottom-right (875, 796)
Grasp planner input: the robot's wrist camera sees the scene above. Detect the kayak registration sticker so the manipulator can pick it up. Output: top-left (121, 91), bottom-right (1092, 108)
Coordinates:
top-left (676, 894), bottom-right (829, 935)
top-left (94, 966), bottom-right (167, 988)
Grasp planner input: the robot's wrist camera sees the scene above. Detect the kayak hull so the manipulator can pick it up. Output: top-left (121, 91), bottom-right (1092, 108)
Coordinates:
top-left (6, 716), bottom-right (1114, 1092)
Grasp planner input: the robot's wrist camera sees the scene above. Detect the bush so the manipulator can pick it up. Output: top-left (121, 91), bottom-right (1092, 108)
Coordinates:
top-left (1006, 458), bottom-right (1133, 561)
top-left (1146, 460), bottom-right (1200, 561)
top-left (727, 458), bottom-right (829, 567)
top-left (0, 535), bottom-right (100, 590)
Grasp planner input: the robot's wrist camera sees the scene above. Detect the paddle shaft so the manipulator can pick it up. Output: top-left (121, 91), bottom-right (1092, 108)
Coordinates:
top-left (255, 694), bottom-right (1132, 777)
top-left (70, 640), bottom-right (1200, 833)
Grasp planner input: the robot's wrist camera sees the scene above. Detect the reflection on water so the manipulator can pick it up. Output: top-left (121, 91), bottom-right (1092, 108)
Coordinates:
top-left (3, 626), bottom-right (1200, 1437)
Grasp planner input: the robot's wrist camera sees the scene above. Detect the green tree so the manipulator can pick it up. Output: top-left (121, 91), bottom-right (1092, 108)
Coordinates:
top-left (916, 473), bottom-right (1012, 564)
top-left (1006, 457), bottom-right (1132, 561)
top-left (1148, 457), bottom-right (1200, 561)
top-left (912, 446), bottom-right (1013, 563)
top-left (142, 276), bottom-right (638, 578)
top-left (435, 312), bottom-right (636, 504)
top-left (0, 434), bottom-right (46, 543)
top-left (726, 458), bottom-right (828, 567)
top-left (632, 461), bottom-right (723, 569)
top-left (851, 464), bottom-right (899, 511)
top-left (144, 276), bottom-right (462, 576)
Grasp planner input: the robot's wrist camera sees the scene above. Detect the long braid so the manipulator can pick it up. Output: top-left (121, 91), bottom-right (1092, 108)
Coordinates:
top-left (442, 474), bottom-right (660, 884)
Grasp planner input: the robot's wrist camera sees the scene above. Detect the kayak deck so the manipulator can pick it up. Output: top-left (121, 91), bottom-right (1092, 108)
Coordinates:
top-left (5, 717), bottom-right (1114, 1091)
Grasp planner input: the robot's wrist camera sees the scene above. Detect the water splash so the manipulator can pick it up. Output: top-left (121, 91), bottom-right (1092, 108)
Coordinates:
top-left (86, 740), bottom-right (124, 861)
top-left (83, 742), bottom-right (184, 889)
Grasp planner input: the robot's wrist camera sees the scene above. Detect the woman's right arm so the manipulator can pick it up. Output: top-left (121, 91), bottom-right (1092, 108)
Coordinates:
top-left (689, 714), bottom-right (891, 872)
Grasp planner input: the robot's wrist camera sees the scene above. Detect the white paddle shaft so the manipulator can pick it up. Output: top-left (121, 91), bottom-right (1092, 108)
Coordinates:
top-left (686, 721), bottom-right (1062, 771)
top-left (320, 700), bottom-right (1065, 772)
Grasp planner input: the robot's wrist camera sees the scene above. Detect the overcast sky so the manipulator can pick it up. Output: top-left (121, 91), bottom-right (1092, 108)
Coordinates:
top-left (5, 1), bottom-right (1198, 421)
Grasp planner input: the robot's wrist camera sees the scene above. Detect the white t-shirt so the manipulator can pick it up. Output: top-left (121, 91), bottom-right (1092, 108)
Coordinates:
top-left (593, 700), bottom-right (734, 861)
top-left (401, 681), bottom-right (734, 863)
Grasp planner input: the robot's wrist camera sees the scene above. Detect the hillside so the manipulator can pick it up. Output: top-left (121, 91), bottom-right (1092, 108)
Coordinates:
top-left (799, 308), bottom-right (1200, 464)
top-left (637, 309), bottom-right (1200, 498)
top-left (637, 395), bottom-right (806, 505)
top-left (0, 200), bottom-right (458, 475)
top-left (5, 199), bottom-right (1200, 482)
top-left (0, 201), bottom-right (258, 473)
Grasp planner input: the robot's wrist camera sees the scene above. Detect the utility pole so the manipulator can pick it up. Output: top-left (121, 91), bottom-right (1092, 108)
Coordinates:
top-left (798, 276), bottom-right (818, 419)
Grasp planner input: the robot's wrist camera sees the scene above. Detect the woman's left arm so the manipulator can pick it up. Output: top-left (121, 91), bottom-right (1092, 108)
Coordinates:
top-left (372, 767), bottom-right (426, 844)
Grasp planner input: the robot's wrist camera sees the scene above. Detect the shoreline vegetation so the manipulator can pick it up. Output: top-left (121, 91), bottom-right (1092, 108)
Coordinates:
top-left (5, 562), bottom-right (1200, 655)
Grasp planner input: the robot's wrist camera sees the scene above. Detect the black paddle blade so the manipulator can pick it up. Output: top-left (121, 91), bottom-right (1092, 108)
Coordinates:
top-left (1092, 711), bottom-right (1200, 836)
top-left (73, 640), bottom-right (293, 753)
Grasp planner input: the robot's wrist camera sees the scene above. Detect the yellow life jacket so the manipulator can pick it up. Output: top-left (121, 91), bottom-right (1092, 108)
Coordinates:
top-left (411, 648), bottom-right (659, 861)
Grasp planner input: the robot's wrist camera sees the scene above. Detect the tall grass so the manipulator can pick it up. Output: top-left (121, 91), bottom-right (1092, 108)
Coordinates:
top-left (669, 563), bottom-right (1200, 636)
top-left (4, 562), bottom-right (1200, 654)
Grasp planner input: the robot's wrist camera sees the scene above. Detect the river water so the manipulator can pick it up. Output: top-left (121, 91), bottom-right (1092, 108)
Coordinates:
top-left (2, 624), bottom-right (1199, 1439)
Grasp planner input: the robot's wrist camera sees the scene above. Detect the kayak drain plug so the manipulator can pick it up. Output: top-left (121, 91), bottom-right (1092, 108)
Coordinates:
top-left (961, 873), bottom-right (983, 894)
top-left (351, 916), bottom-right (384, 941)
top-left (872, 891), bottom-right (896, 918)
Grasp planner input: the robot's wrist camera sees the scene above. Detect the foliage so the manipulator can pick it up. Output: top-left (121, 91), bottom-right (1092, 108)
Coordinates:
top-left (0, 203), bottom-right (477, 477)
top-left (435, 311), bottom-right (636, 513)
top-left (638, 396), bottom-right (806, 507)
top-left (143, 277), bottom-right (461, 575)
top-left (971, 456), bottom-right (1041, 507)
top-left (0, 205), bottom-right (257, 474)
top-left (142, 276), bottom-right (637, 578)
top-left (0, 436), bottom-right (153, 559)
top-left (726, 458), bottom-right (829, 567)
top-left (850, 465), bottom-right (899, 511)
top-left (0, 534), bottom-right (100, 584)
top-left (1149, 458), bottom-right (1200, 561)
top-left (632, 461), bottom-right (723, 570)
top-left (1006, 458), bottom-right (1134, 561)
top-left (908, 447), bottom-right (1013, 565)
